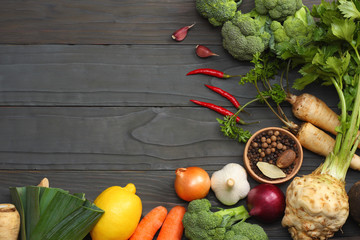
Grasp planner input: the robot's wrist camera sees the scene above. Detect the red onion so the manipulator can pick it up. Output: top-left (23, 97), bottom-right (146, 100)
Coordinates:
top-left (246, 183), bottom-right (285, 223)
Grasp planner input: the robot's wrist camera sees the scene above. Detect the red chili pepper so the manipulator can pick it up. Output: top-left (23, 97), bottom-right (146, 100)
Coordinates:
top-left (205, 84), bottom-right (241, 109)
top-left (186, 68), bottom-right (242, 79)
top-left (190, 99), bottom-right (244, 124)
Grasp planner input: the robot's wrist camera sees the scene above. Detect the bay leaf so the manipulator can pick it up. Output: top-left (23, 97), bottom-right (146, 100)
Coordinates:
top-left (257, 162), bottom-right (286, 179)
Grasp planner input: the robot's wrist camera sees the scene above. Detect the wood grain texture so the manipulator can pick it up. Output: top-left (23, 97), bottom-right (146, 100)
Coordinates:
top-left (0, 44), bottom-right (339, 107)
top-left (0, 105), bottom-right (342, 170)
top-left (0, 0), bottom-right (316, 44)
top-left (1, 0), bottom-right (360, 239)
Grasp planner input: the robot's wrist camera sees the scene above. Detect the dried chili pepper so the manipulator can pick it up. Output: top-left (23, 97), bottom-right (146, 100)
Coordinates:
top-left (190, 99), bottom-right (244, 124)
top-left (205, 84), bottom-right (241, 109)
top-left (186, 68), bottom-right (242, 79)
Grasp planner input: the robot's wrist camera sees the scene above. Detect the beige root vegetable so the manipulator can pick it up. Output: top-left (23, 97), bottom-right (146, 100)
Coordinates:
top-left (296, 122), bottom-right (360, 170)
top-left (37, 177), bottom-right (49, 187)
top-left (282, 169), bottom-right (349, 240)
top-left (287, 93), bottom-right (360, 148)
top-left (0, 204), bottom-right (20, 240)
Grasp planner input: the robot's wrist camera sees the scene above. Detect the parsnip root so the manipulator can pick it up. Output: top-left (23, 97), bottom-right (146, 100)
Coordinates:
top-left (0, 204), bottom-right (20, 240)
top-left (296, 122), bottom-right (360, 171)
top-left (288, 93), bottom-right (360, 148)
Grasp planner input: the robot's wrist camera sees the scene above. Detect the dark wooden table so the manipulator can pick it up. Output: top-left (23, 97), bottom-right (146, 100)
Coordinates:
top-left (1, 0), bottom-right (360, 239)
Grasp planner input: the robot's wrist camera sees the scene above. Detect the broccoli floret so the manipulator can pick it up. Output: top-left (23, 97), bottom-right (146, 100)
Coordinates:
top-left (196, 0), bottom-right (242, 27)
top-left (255, 0), bottom-right (303, 21)
top-left (229, 221), bottom-right (269, 240)
top-left (270, 6), bottom-right (316, 59)
top-left (224, 230), bottom-right (250, 240)
top-left (221, 10), bottom-right (271, 61)
top-left (182, 199), bottom-right (250, 240)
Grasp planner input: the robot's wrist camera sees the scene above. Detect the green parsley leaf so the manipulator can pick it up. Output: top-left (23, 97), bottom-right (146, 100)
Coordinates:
top-left (331, 18), bottom-right (356, 44)
top-left (339, 0), bottom-right (360, 19)
top-left (257, 84), bottom-right (286, 105)
top-left (217, 116), bottom-right (252, 143)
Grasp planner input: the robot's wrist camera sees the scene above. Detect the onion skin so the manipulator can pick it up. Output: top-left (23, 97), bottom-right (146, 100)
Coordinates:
top-left (246, 184), bottom-right (285, 223)
top-left (174, 167), bottom-right (211, 201)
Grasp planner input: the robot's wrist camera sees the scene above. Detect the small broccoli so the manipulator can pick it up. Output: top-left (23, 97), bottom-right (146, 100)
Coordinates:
top-left (255, 0), bottom-right (303, 21)
top-left (227, 221), bottom-right (269, 240)
top-left (221, 10), bottom-right (271, 61)
top-left (182, 198), bottom-right (250, 240)
top-left (270, 6), bottom-right (316, 59)
top-left (196, 0), bottom-right (242, 27)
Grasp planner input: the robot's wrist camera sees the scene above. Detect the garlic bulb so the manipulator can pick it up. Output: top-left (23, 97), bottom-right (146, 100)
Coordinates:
top-left (211, 163), bottom-right (250, 206)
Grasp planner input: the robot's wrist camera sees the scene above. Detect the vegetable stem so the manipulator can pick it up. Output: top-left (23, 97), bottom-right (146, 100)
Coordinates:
top-left (322, 74), bottom-right (360, 181)
top-left (329, 77), bottom-right (346, 156)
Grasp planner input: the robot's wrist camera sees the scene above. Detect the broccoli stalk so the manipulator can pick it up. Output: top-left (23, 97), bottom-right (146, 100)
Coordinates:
top-left (182, 199), bottom-right (250, 240)
top-left (214, 205), bottom-right (250, 228)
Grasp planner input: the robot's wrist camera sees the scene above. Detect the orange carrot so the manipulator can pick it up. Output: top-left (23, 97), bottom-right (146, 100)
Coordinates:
top-left (129, 206), bottom-right (168, 240)
top-left (157, 205), bottom-right (186, 240)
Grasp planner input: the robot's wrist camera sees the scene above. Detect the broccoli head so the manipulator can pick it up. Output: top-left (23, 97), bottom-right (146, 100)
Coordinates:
top-left (221, 10), bottom-right (271, 61)
top-left (182, 198), bottom-right (250, 240)
top-left (270, 6), bottom-right (316, 59)
top-left (228, 221), bottom-right (269, 240)
top-left (224, 230), bottom-right (250, 240)
top-left (255, 0), bottom-right (303, 21)
top-left (196, 0), bottom-right (242, 27)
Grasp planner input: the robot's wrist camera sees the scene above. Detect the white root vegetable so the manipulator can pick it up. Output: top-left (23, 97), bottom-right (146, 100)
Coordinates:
top-left (0, 204), bottom-right (20, 240)
top-left (288, 93), bottom-right (360, 148)
top-left (282, 170), bottom-right (349, 240)
top-left (210, 163), bottom-right (250, 206)
top-left (296, 122), bottom-right (360, 170)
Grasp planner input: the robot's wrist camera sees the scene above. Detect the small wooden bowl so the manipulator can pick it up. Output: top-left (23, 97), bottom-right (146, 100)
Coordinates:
top-left (243, 127), bottom-right (303, 184)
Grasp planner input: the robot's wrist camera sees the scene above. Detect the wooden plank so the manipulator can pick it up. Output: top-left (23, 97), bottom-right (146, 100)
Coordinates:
top-left (0, 105), bottom-right (340, 171)
top-left (0, 170), bottom-right (359, 239)
top-left (0, 44), bottom-right (339, 107)
top-left (0, 0), bottom-right (318, 44)
top-left (0, 0), bottom-right (233, 44)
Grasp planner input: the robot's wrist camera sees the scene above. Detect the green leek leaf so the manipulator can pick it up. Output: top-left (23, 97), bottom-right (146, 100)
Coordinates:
top-left (9, 187), bottom-right (27, 240)
top-left (10, 185), bottom-right (104, 240)
top-left (25, 186), bottom-right (40, 239)
top-left (30, 190), bottom-right (85, 240)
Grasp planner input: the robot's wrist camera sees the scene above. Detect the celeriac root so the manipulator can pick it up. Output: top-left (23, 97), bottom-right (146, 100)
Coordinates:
top-left (287, 93), bottom-right (360, 148)
top-left (282, 172), bottom-right (349, 240)
top-left (0, 204), bottom-right (20, 240)
top-left (296, 122), bottom-right (360, 170)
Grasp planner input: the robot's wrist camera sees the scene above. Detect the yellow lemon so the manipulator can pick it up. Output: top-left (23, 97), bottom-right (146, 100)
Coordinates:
top-left (90, 183), bottom-right (142, 240)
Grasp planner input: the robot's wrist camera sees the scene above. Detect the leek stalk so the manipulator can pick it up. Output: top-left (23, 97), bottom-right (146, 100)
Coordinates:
top-left (9, 186), bottom-right (104, 240)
